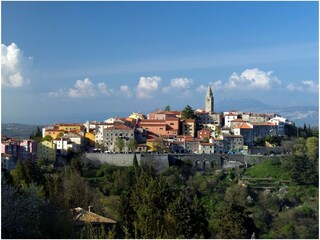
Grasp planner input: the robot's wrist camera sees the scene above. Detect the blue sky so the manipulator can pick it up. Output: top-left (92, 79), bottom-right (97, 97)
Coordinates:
top-left (1, 1), bottom-right (319, 124)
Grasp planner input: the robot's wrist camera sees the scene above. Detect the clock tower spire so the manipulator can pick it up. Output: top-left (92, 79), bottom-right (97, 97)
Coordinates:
top-left (205, 86), bottom-right (214, 113)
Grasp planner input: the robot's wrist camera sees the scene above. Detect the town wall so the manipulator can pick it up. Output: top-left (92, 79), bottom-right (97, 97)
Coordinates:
top-left (84, 152), bottom-right (267, 172)
top-left (84, 153), bottom-right (169, 172)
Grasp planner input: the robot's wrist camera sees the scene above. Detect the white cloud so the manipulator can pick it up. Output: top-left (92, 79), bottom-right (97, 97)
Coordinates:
top-left (286, 83), bottom-right (302, 92)
top-left (49, 78), bottom-right (132, 98)
top-left (163, 78), bottom-right (193, 95)
top-left (196, 84), bottom-right (207, 93)
top-left (68, 78), bottom-right (96, 98)
top-left (302, 80), bottom-right (319, 92)
top-left (48, 88), bottom-right (65, 97)
top-left (120, 85), bottom-right (132, 97)
top-left (170, 78), bottom-right (193, 89)
top-left (1, 43), bottom-right (33, 87)
top-left (136, 76), bottom-right (161, 99)
top-left (97, 82), bottom-right (112, 96)
top-left (286, 80), bottom-right (319, 93)
top-left (226, 68), bottom-right (280, 90)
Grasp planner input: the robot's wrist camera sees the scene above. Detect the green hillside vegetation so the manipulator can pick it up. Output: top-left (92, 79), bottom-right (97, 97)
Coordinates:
top-left (1, 136), bottom-right (318, 239)
top-left (244, 158), bottom-right (290, 180)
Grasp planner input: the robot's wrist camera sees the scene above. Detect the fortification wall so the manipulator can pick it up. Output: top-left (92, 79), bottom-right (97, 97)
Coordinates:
top-left (84, 153), bottom-right (169, 172)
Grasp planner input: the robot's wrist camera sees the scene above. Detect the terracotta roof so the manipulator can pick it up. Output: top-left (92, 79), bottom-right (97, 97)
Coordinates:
top-left (252, 122), bottom-right (275, 126)
top-left (185, 119), bottom-right (196, 122)
top-left (72, 207), bottom-right (116, 226)
top-left (105, 123), bottom-right (133, 130)
top-left (223, 134), bottom-right (243, 138)
top-left (195, 112), bottom-right (208, 115)
top-left (239, 123), bottom-right (253, 129)
top-left (140, 119), bottom-right (166, 123)
top-left (55, 123), bottom-right (82, 126)
top-left (231, 119), bottom-right (245, 122)
top-left (200, 143), bottom-right (214, 146)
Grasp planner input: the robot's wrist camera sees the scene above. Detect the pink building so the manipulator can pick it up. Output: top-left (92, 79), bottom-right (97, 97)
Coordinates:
top-left (147, 110), bottom-right (181, 120)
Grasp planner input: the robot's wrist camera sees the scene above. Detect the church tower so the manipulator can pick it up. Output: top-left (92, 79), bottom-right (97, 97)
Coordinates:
top-left (205, 86), bottom-right (214, 113)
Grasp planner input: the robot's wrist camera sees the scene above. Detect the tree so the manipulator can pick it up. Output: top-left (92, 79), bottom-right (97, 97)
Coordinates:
top-left (181, 105), bottom-right (196, 120)
top-left (293, 138), bottom-right (306, 156)
top-left (71, 155), bottom-right (85, 175)
top-left (306, 137), bottom-right (319, 161)
top-left (283, 154), bottom-right (318, 185)
top-left (1, 181), bottom-right (46, 238)
top-left (61, 171), bottom-right (104, 213)
top-left (216, 202), bottom-right (257, 239)
top-left (43, 135), bottom-right (53, 142)
top-left (11, 159), bottom-right (28, 187)
top-left (116, 137), bottom-right (125, 152)
top-left (35, 126), bottom-right (42, 138)
top-left (127, 139), bottom-right (137, 152)
top-left (164, 105), bottom-right (171, 111)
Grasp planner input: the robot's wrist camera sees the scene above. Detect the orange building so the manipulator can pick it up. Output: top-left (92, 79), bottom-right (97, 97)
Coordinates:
top-left (139, 118), bottom-right (180, 137)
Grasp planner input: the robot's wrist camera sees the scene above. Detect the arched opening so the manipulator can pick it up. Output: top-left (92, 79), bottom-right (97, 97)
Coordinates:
top-left (203, 160), bottom-right (210, 170)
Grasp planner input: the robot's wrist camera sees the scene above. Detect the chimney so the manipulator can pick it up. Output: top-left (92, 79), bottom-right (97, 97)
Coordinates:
top-left (88, 206), bottom-right (92, 212)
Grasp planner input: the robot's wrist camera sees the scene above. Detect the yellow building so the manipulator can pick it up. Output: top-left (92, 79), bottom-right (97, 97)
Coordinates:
top-left (56, 123), bottom-right (84, 132)
top-left (85, 131), bottom-right (95, 146)
top-left (44, 129), bottom-right (64, 140)
top-left (37, 140), bottom-right (56, 162)
top-left (128, 112), bottom-right (146, 121)
top-left (146, 138), bottom-right (165, 152)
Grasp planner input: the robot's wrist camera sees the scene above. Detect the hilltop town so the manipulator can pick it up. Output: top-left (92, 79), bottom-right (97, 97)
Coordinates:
top-left (2, 86), bottom-right (294, 169)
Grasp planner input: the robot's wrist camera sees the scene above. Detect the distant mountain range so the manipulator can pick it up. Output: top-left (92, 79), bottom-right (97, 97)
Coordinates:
top-left (1, 123), bottom-right (45, 139)
top-left (216, 98), bottom-right (318, 127)
top-left (1, 99), bottom-right (318, 139)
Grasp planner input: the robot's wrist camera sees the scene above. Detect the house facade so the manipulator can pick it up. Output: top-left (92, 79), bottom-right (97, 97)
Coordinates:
top-left (37, 140), bottom-right (57, 162)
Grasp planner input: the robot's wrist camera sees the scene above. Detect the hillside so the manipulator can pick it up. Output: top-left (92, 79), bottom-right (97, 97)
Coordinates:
top-left (1, 123), bottom-right (45, 139)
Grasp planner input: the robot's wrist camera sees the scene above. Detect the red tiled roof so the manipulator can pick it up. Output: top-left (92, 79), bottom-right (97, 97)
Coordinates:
top-left (239, 123), bottom-right (253, 129)
top-left (252, 122), bottom-right (275, 126)
top-left (231, 119), bottom-right (244, 122)
top-left (200, 143), bottom-right (214, 146)
top-left (223, 134), bottom-right (243, 138)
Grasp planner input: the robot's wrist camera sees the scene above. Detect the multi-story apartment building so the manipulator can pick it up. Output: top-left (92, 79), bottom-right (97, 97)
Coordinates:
top-left (37, 140), bottom-right (57, 163)
top-left (195, 110), bottom-right (221, 126)
top-left (222, 134), bottom-right (244, 152)
top-left (103, 123), bottom-right (136, 152)
top-left (182, 119), bottom-right (196, 137)
top-left (197, 128), bottom-right (212, 141)
top-left (139, 118), bottom-right (180, 137)
top-left (232, 123), bottom-right (254, 146)
top-left (18, 140), bottom-right (37, 160)
top-left (199, 142), bottom-right (215, 154)
top-left (210, 138), bottom-right (224, 154)
top-left (53, 137), bottom-right (77, 155)
top-left (224, 114), bottom-right (239, 128)
top-left (95, 123), bottom-right (114, 145)
top-left (242, 113), bottom-right (273, 123)
top-left (268, 116), bottom-right (287, 136)
top-left (251, 122), bottom-right (277, 140)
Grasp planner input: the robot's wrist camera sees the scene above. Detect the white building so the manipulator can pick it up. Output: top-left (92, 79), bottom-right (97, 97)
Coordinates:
top-left (224, 114), bottom-right (239, 127)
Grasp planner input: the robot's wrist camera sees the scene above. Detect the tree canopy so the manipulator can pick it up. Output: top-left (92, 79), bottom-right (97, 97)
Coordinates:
top-left (181, 105), bottom-right (196, 120)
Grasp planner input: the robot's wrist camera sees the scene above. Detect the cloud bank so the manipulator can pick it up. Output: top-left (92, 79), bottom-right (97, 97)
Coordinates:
top-left (1, 43), bottom-right (33, 87)
top-left (136, 76), bottom-right (161, 99)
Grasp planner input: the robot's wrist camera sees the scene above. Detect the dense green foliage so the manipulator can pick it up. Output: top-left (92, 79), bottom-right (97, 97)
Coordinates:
top-left (181, 105), bottom-right (196, 120)
top-left (115, 137), bottom-right (125, 152)
top-left (2, 133), bottom-right (318, 239)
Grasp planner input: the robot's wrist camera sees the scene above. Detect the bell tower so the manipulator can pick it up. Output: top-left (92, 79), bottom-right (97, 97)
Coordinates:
top-left (205, 86), bottom-right (214, 113)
